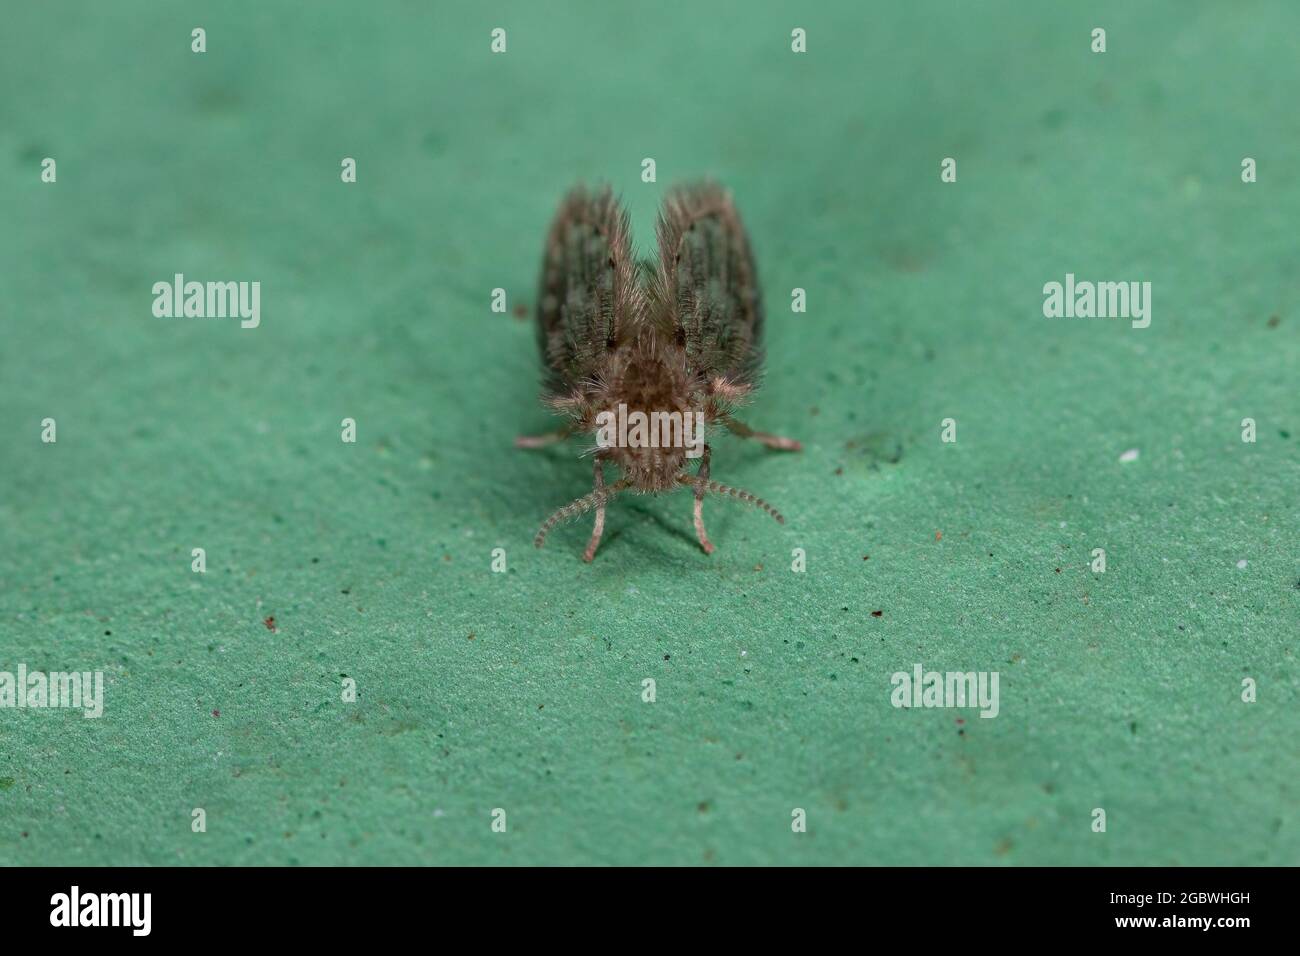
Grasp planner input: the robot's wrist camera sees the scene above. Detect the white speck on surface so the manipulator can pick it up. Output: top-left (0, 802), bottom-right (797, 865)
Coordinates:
top-left (433, 808), bottom-right (446, 818)
top-left (1119, 448), bottom-right (1140, 463)
top-left (1236, 559), bottom-right (1248, 569)
top-left (740, 650), bottom-right (748, 658)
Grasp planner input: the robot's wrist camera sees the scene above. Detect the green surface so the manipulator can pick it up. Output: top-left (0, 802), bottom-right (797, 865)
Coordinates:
top-left (1, 1), bottom-right (1296, 866)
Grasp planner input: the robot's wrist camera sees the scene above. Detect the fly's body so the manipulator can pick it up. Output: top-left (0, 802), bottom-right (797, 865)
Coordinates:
top-left (519, 182), bottom-right (801, 561)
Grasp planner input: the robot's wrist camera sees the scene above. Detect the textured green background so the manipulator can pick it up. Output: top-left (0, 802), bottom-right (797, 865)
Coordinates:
top-left (2, 1), bottom-right (1296, 866)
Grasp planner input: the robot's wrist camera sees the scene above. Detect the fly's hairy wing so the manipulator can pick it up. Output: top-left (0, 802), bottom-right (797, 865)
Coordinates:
top-left (648, 182), bottom-right (764, 388)
top-left (535, 185), bottom-right (641, 395)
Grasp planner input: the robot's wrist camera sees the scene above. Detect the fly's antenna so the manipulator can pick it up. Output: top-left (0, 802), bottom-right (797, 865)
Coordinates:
top-left (534, 478), bottom-right (632, 548)
top-left (679, 476), bottom-right (785, 525)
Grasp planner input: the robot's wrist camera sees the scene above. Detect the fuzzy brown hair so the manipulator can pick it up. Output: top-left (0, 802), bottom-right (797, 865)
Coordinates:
top-left (521, 182), bottom-right (800, 560)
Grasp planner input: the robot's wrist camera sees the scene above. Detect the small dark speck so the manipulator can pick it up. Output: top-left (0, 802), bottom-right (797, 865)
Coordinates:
top-left (1055, 568), bottom-right (1061, 574)
top-left (422, 130), bottom-right (447, 154)
top-left (1130, 721), bottom-right (1138, 735)
top-left (212, 709), bottom-right (221, 718)
top-left (341, 588), bottom-right (351, 595)
top-left (512, 303), bottom-right (528, 320)
top-left (196, 87), bottom-right (243, 114)
top-left (697, 801), bottom-right (710, 813)
top-left (862, 555), bottom-right (870, 561)
top-left (1266, 314), bottom-right (1280, 328)
top-left (104, 630), bottom-right (111, 635)
top-left (834, 467), bottom-right (844, 475)
top-left (311, 557), bottom-right (320, 564)
top-left (1041, 107), bottom-right (1067, 129)
top-left (871, 610), bottom-right (883, 617)
top-left (663, 654), bottom-right (670, 661)
top-left (263, 616), bottom-right (277, 631)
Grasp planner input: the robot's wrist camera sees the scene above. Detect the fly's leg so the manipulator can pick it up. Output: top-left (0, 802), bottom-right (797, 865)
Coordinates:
top-left (583, 458), bottom-right (607, 563)
top-left (692, 444), bottom-right (715, 555)
top-left (721, 415), bottom-right (802, 451)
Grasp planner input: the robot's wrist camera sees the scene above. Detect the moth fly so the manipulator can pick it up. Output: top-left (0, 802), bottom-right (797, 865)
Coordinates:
top-left (519, 182), bottom-right (801, 561)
